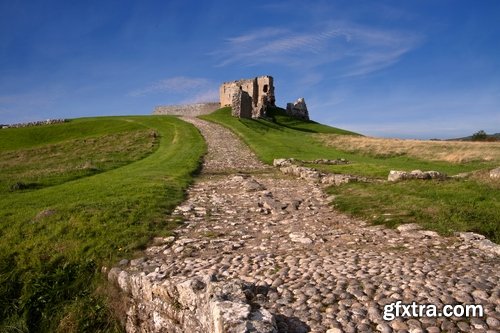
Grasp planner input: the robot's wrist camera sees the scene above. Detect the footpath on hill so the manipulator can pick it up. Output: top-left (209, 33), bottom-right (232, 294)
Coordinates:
top-left (109, 117), bottom-right (499, 333)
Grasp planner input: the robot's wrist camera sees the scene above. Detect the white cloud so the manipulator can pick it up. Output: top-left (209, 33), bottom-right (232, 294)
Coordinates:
top-left (213, 23), bottom-right (422, 78)
top-left (129, 76), bottom-right (212, 97)
top-left (226, 28), bottom-right (288, 44)
top-left (181, 88), bottom-right (219, 104)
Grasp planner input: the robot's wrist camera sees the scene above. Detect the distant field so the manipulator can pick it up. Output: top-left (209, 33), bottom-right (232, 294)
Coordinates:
top-left (0, 116), bottom-right (205, 332)
top-left (202, 107), bottom-right (499, 243)
top-left (317, 134), bottom-right (500, 163)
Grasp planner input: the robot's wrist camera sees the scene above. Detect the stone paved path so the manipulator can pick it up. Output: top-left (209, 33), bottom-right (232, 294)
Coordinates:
top-left (181, 117), bottom-right (270, 174)
top-left (112, 118), bottom-right (500, 333)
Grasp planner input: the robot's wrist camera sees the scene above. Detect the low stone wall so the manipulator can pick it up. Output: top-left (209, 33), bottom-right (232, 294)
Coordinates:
top-left (1, 118), bottom-right (68, 129)
top-left (388, 170), bottom-right (447, 182)
top-left (108, 267), bottom-right (277, 333)
top-left (153, 103), bottom-right (220, 117)
top-left (273, 158), bottom-right (368, 185)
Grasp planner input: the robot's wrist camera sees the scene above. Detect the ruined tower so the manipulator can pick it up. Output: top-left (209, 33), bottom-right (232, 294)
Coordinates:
top-left (219, 76), bottom-right (275, 118)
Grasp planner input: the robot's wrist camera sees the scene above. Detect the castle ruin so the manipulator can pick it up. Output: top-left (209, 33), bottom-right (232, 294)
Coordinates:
top-left (219, 76), bottom-right (276, 119)
top-left (286, 98), bottom-right (309, 120)
top-left (220, 75), bottom-right (309, 121)
top-left (152, 75), bottom-right (310, 121)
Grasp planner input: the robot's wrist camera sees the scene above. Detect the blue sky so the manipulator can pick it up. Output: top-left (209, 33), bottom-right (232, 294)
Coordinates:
top-left (1, 0), bottom-right (499, 138)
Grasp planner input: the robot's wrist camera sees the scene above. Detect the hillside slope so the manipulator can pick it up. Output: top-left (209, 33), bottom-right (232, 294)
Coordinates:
top-left (0, 116), bottom-right (205, 332)
top-left (200, 107), bottom-right (359, 164)
top-left (201, 107), bottom-right (496, 176)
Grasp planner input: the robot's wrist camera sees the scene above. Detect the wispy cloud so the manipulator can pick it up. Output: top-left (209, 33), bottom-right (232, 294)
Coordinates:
top-left (181, 88), bottom-right (219, 104)
top-left (213, 23), bottom-right (422, 77)
top-left (226, 28), bottom-right (288, 44)
top-left (129, 76), bottom-right (212, 97)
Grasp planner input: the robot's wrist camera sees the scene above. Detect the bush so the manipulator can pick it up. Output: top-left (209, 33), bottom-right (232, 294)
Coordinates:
top-left (472, 130), bottom-right (488, 141)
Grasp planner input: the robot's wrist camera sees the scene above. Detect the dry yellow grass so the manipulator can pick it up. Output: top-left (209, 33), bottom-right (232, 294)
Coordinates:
top-left (316, 134), bottom-right (500, 163)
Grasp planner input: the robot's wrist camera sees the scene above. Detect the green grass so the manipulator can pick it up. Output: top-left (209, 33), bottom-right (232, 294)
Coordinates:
top-left (201, 107), bottom-right (358, 163)
top-left (0, 129), bottom-right (159, 193)
top-left (0, 118), bottom-right (144, 151)
top-left (2, 108), bottom-right (498, 332)
top-left (327, 179), bottom-right (499, 243)
top-left (0, 116), bottom-right (205, 332)
top-left (201, 108), bottom-right (492, 177)
top-left (202, 107), bottom-right (500, 242)
top-left (303, 154), bottom-right (493, 178)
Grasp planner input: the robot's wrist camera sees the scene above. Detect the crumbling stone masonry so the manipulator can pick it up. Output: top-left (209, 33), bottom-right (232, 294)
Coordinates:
top-left (231, 90), bottom-right (253, 119)
top-left (286, 98), bottom-right (309, 121)
top-left (220, 76), bottom-right (276, 119)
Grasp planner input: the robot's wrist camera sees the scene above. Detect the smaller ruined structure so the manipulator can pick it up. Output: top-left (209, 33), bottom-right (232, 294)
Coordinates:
top-left (286, 98), bottom-right (309, 120)
top-left (220, 76), bottom-right (276, 119)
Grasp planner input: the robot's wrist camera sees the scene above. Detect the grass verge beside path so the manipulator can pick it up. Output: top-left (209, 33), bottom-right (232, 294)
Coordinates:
top-left (327, 179), bottom-right (499, 243)
top-left (201, 107), bottom-right (499, 243)
top-left (0, 116), bottom-right (205, 332)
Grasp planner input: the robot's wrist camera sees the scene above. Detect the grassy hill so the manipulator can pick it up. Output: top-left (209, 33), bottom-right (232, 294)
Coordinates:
top-left (201, 106), bottom-right (362, 164)
top-left (0, 116), bottom-right (205, 332)
top-left (202, 107), bottom-right (499, 243)
top-left (1, 109), bottom-right (498, 331)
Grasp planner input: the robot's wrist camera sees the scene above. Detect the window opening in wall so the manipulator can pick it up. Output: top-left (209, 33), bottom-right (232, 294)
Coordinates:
top-left (263, 84), bottom-right (268, 93)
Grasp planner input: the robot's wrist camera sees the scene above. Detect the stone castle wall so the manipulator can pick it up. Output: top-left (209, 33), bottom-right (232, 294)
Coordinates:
top-left (219, 76), bottom-right (275, 119)
top-left (153, 103), bottom-right (220, 117)
top-left (231, 90), bottom-right (253, 119)
top-left (220, 80), bottom-right (257, 107)
top-left (286, 98), bottom-right (309, 120)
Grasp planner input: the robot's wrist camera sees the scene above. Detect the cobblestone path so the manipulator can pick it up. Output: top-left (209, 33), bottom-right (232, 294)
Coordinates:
top-left (113, 117), bottom-right (499, 333)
